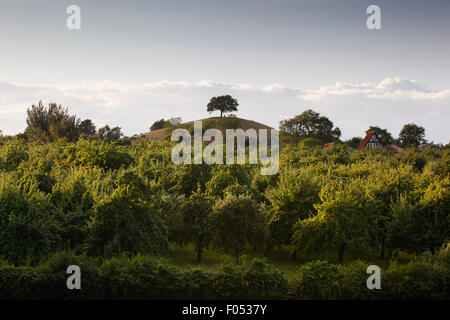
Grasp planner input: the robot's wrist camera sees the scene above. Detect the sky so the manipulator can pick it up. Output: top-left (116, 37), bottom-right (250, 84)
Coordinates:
top-left (0, 0), bottom-right (449, 143)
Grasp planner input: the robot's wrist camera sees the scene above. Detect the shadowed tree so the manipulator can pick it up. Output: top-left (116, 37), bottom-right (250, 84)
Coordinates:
top-left (181, 186), bottom-right (213, 262)
top-left (97, 125), bottom-right (123, 142)
top-left (279, 109), bottom-right (341, 143)
top-left (86, 171), bottom-right (168, 257)
top-left (150, 119), bottom-right (168, 131)
top-left (293, 180), bottom-right (379, 264)
top-left (399, 123), bottom-right (426, 147)
top-left (345, 137), bottom-right (363, 149)
top-left (210, 193), bottom-right (267, 265)
top-left (25, 101), bottom-right (80, 143)
top-left (265, 168), bottom-right (321, 260)
top-left (78, 119), bottom-right (97, 136)
top-left (207, 95), bottom-right (239, 118)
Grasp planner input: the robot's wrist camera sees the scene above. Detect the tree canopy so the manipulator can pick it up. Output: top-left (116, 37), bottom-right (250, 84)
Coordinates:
top-left (279, 109), bottom-right (341, 143)
top-left (0, 104), bottom-right (448, 299)
top-left (79, 119), bottom-right (97, 136)
top-left (25, 101), bottom-right (80, 143)
top-left (207, 95), bottom-right (239, 117)
top-left (97, 125), bottom-right (123, 142)
top-left (150, 119), bottom-right (168, 131)
top-left (399, 123), bottom-right (426, 147)
top-left (210, 193), bottom-right (267, 265)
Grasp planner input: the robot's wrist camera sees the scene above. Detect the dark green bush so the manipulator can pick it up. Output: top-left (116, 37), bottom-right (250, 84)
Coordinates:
top-left (292, 246), bottom-right (450, 300)
top-left (0, 254), bottom-right (288, 300)
top-left (0, 187), bottom-right (52, 265)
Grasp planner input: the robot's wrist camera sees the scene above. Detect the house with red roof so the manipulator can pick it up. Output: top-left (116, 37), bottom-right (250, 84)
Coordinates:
top-left (323, 142), bottom-right (335, 149)
top-left (358, 131), bottom-right (383, 149)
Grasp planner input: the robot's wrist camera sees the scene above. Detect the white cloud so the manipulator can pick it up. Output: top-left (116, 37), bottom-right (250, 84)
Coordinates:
top-left (301, 77), bottom-right (442, 101)
top-left (0, 77), bottom-right (448, 144)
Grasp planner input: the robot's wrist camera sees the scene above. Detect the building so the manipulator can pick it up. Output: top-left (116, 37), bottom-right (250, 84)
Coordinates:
top-left (323, 142), bottom-right (335, 149)
top-left (418, 143), bottom-right (439, 151)
top-left (358, 131), bottom-right (383, 149)
top-left (387, 144), bottom-right (403, 153)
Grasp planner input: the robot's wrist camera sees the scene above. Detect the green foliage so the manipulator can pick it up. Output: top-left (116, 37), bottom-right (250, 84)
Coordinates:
top-left (50, 170), bottom-right (97, 249)
top-left (279, 109), bottom-right (341, 143)
top-left (0, 183), bottom-right (52, 265)
top-left (0, 116), bottom-right (448, 299)
top-left (150, 118), bottom-right (168, 131)
top-left (210, 193), bottom-right (268, 264)
top-left (344, 137), bottom-right (363, 149)
top-left (205, 165), bottom-right (251, 198)
top-left (78, 119), bottom-right (97, 136)
top-left (399, 123), bottom-right (426, 147)
top-left (39, 251), bottom-right (104, 299)
top-left (292, 245), bottom-right (450, 300)
top-left (97, 125), bottom-right (123, 142)
top-left (2, 247), bottom-right (448, 300)
top-left (181, 186), bottom-right (214, 262)
top-left (63, 139), bottom-right (133, 170)
top-left (293, 179), bottom-right (379, 264)
top-left (266, 167), bottom-right (321, 247)
top-left (86, 171), bottom-right (168, 257)
top-left (0, 253), bottom-right (288, 299)
top-left (206, 95), bottom-right (239, 118)
top-left (388, 179), bottom-right (450, 254)
top-left (0, 139), bottom-right (28, 171)
top-left (171, 162), bottom-right (212, 196)
top-left (25, 101), bottom-right (80, 143)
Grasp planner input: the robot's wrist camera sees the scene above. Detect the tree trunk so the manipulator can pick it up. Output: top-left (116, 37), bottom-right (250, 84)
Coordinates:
top-left (196, 246), bottom-right (202, 263)
top-left (291, 249), bottom-right (297, 261)
top-left (380, 235), bottom-right (386, 260)
top-left (196, 238), bottom-right (202, 263)
top-left (235, 252), bottom-right (240, 266)
top-left (387, 248), bottom-right (392, 260)
top-left (338, 243), bottom-right (346, 264)
top-left (220, 110), bottom-right (223, 118)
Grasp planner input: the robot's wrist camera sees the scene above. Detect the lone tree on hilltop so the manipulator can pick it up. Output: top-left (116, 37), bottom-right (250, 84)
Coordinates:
top-left (207, 95), bottom-right (238, 118)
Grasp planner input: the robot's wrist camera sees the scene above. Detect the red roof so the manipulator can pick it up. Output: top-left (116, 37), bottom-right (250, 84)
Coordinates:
top-left (323, 142), bottom-right (335, 149)
top-left (358, 131), bottom-right (382, 149)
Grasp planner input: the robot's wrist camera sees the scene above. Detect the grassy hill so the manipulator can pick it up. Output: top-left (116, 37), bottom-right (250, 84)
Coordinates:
top-left (132, 116), bottom-right (273, 143)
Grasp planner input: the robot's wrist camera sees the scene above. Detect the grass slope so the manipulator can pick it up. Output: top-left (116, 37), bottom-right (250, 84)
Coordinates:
top-left (132, 116), bottom-right (273, 143)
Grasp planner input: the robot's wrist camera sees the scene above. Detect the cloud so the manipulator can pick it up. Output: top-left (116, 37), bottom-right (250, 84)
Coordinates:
top-left (301, 77), bottom-right (443, 101)
top-left (0, 77), bottom-right (448, 144)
